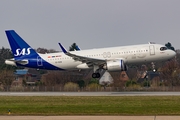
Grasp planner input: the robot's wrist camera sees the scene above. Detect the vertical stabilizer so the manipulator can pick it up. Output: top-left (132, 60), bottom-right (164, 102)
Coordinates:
top-left (5, 30), bottom-right (37, 59)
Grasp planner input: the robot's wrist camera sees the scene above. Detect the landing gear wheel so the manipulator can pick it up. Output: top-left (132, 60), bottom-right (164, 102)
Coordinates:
top-left (96, 73), bottom-right (100, 78)
top-left (92, 73), bottom-right (97, 78)
top-left (92, 73), bottom-right (101, 78)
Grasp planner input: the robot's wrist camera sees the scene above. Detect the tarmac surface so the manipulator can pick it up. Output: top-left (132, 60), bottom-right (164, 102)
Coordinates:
top-left (1, 116), bottom-right (180, 120)
top-left (0, 91), bottom-right (180, 96)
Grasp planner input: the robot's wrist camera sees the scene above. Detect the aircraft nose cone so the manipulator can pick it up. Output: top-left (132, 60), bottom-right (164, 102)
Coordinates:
top-left (170, 50), bottom-right (176, 58)
top-left (173, 50), bottom-right (176, 56)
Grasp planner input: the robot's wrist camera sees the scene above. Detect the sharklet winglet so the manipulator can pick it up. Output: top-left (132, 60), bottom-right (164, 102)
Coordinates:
top-left (58, 43), bottom-right (68, 54)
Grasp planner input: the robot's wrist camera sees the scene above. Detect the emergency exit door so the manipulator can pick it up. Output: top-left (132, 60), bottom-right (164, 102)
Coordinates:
top-left (149, 45), bottom-right (155, 55)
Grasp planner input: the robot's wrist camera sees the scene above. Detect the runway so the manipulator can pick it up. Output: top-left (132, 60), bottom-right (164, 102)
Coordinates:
top-left (0, 91), bottom-right (180, 96)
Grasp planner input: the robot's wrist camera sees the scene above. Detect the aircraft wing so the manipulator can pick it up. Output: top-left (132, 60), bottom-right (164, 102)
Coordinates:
top-left (58, 43), bottom-right (106, 65)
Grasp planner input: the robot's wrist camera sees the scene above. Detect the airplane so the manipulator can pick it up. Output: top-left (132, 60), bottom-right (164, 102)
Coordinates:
top-left (5, 30), bottom-right (176, 78)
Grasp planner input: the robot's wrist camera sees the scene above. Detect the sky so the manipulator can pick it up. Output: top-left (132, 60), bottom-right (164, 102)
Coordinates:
top-left (0, 0), bottom-right (180, 50)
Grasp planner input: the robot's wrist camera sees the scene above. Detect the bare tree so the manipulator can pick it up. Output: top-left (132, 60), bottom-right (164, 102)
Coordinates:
top-left (160, 58), bottom-right (180, 86)
top-left (0, 70), bottom-right (14, 90)
top-left (126, 68), bottom-right (138, 81)
top-left (110, 71), bottom-right (126, 88)
top-left (41, 71), bottom-right (83, 86)
top-left (36, 48), bottom-right (57, 54)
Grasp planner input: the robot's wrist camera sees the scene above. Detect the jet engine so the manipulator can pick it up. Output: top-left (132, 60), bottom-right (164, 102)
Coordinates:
top-left (104, 60), bottom-right (127, 72)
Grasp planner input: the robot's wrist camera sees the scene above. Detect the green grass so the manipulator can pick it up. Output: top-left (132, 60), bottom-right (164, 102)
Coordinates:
top-left (0, 96), bottom-right (180, 115)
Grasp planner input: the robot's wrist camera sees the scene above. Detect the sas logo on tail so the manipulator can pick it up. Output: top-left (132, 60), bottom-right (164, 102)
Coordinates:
top-left (14, 48), bottom-right (32, 56)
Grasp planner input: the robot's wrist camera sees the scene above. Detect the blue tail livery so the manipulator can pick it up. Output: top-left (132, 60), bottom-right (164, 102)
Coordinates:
top-left (5, 30), bottom-right (38, 59)
top-left (5, 30), bottom-right (64, 70)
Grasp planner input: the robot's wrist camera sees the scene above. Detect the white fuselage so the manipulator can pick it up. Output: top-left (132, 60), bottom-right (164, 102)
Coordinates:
top-left (36, 43), bottom-right (176, 70)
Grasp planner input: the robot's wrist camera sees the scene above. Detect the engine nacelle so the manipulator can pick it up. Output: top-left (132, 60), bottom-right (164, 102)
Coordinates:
top-left (104, 60), bottom-right (127, 72)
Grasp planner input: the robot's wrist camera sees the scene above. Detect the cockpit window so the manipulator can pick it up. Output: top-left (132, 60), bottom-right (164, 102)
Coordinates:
top-left (160, 47), bottom-right (167, 51)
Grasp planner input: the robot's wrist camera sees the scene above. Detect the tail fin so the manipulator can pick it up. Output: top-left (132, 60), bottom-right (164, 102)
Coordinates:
top-left (5, 30), bottom-right (37, 59)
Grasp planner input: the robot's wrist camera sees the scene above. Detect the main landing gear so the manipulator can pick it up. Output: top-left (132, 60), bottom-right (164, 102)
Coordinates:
top-left (92, 65), bottom-right (102, 78)
top-left (91, 65), bottom-right (106, 78)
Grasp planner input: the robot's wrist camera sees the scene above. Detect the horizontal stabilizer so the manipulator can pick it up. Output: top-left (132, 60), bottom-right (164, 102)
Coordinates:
top-left (5, 59), bottom-right (28, 65)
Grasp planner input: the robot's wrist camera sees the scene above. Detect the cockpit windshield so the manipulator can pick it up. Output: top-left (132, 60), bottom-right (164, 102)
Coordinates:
top-left (160, 47), bottom-right (167, 51)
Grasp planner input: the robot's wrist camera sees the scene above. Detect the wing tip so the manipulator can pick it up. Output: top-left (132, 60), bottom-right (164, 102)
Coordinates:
top-left (58, 43), bottom-right (67, 53)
